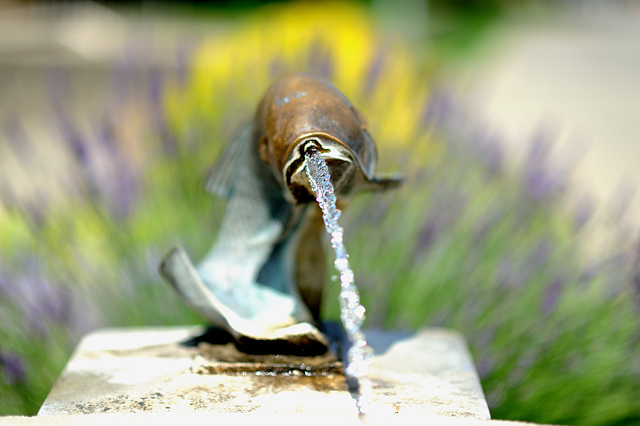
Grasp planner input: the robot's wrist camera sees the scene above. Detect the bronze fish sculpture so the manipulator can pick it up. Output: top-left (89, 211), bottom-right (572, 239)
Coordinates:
top-left (160, 74), bottom-right (400, 353)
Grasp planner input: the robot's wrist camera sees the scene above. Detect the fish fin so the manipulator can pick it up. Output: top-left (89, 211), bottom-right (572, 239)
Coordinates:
top-left (159, 246), bottom-right (230, 330)
top-left (366, 174), bottom-right (403, 191)
top-left (202, 121), bottom-right (254, 199)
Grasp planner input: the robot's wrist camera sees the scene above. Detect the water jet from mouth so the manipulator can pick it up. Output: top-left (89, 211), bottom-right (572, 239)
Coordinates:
top-left (304, 147), bottom-right (374, 416)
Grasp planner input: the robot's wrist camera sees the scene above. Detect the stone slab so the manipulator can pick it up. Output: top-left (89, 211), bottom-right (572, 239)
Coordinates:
top-left (6, 413), bottom-right (550, 426)
top-left (37, 326), bottom-right (490, 421)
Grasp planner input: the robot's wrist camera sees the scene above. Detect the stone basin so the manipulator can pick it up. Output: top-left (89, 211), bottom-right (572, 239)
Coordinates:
top-left (37, 326), bottom-right (491, 420)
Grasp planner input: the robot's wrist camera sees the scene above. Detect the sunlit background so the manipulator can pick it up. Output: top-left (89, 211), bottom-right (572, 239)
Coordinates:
top-left (1, 1), bottom-right (640, 424)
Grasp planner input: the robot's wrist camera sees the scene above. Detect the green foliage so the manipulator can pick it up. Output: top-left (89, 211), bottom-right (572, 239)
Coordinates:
top-left (1, 3), bottom-right (639, 424)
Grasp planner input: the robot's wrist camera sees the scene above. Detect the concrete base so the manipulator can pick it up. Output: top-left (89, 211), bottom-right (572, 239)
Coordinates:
top-left (37, 326), bottom-right (490, 421)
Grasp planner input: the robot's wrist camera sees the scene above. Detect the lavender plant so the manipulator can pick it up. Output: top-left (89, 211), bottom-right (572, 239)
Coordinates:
top-left (0, 3), bottom-right (639, 425)
top-left (339, 93), bottom-right (640, 425)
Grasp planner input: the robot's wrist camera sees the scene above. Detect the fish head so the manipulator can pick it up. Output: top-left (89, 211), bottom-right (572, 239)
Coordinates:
top-left (256, 74), bottom-right (401, 204)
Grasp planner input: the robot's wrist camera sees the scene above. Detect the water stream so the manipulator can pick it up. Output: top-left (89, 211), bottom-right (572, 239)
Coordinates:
top-left (304, 147), bottom-right (374, 416)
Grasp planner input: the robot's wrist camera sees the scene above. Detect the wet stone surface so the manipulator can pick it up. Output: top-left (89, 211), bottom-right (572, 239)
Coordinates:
top-left (184, 323), bottom-right (345, 376)
top-left (38, 326), bottom-right (491, 420)
top-left (192, 341), bottom-right (343, 376)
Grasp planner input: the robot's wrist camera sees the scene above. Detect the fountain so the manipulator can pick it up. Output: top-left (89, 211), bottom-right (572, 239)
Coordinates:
top-left (37, 74), bottom-right (491, 422)
top-left (159, 74), bottom-right (401, 355)
top-left (159, 73), bottom-right (400, 414)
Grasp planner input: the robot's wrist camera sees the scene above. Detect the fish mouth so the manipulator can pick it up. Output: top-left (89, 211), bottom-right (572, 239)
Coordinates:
top-left (282, 133), bottom-right (361, 204)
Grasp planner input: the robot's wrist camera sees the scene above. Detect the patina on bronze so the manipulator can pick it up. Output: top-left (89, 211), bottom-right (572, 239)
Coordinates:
top-left (160, 74), bottom-right (400, 354)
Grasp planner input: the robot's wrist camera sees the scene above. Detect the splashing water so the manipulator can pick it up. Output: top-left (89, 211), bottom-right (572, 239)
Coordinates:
top-left (304, 147), bottom-right (374, 416)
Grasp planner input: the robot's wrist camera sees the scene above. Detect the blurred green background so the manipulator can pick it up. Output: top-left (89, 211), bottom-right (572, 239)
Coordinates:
top-left (1, 1), bottom-right (640, 424)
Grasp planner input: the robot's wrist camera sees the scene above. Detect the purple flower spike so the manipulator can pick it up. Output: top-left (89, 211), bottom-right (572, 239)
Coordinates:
top-left (542, 277), bottom-right (565, 316)
top-left (0, 261), bottom-right (10, 294)
top-left (3, 115), bottom-right (31, 160)
top-left (111, 45), bottom-right (142, 106)
top-left (524, 167), bottom-right (564, 201)
top-left (99, 115), bottom-right (118, 153)
top-left (111, 167), bottom-right (139, 220)
top-left (476, 354), bottom-right (494, 378)
top-left (413, 185), bottom-right (466, 261)
top-left (421, 89), bottom-right (454, 128)
top-left (475, 131), bottom-right (505, 175)
top-left (148, 70), bottom-right (177, 155)
top-left (0, 351), bottom-right (26, 385)
top-left (363, 48), bottom-right (386, 97)
top-left (631, 235), bottom-right (640, 311)
top-left (530, 240), bottom-right (552, 270)
top-left (415, 218), bottom-right (438, 256)
top-left (56, 112), bottom-right (90, 167)
top-left (148, 69), bottom-right (163, 104)
top-left (176, 40), bottom-right (197, 87)
top-left (574, 196), bottom-right (594, 230)
top-left (269, 56), bottom-right (288, 79)
top-left (522, 131), bottom-right (566, 201)
top-left (307, 39), bottom-right (334, 80)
